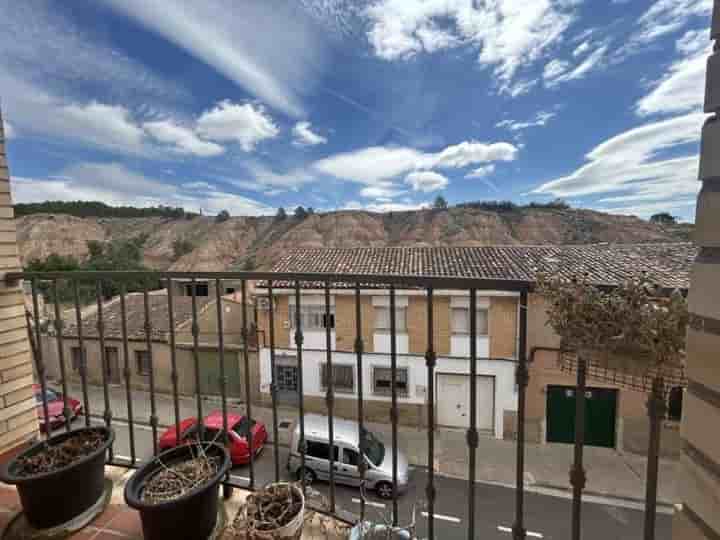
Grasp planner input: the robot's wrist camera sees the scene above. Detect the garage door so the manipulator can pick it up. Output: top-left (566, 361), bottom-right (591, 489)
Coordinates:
top-left (199, 350), bottom-right (243, 398)
top-left (546, 386), bottom-right (617, 448)
top-left (437, 374), bottom-right (494, 431)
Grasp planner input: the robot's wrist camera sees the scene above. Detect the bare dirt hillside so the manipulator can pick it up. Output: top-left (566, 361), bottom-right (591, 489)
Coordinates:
top-left (16, 208), bottom-right (693, 272)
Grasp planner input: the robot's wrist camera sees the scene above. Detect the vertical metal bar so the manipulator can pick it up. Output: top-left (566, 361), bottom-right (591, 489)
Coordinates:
top-left (425, 287), bottom-right (436, 540)
top-left (96, 281), bottom-right (113, 461)
top-left (241, 279), bottom-right (255, 490)
top-left (190, 278), bottom-right (204, 441)
top-left (570, 356), bottom-right (587, 540)
top-left (119, 284), bottom-right (136, 464)
top-left (389, 285), bottom-right (399, 526)
top-left (324, 282), bottom-right (336, 513)
top-left (268, 281), bottom-right (280, 482)
top-left (215, 279), bottom-right (231, 498)
top-left (31, 279), bottom-right (51, 439)
top-left (73, 280), bottom-right (91, 427)
top-left (355, 283), bottom-right (366, 522)
top-left (294, 281), bottom-right (306, 495)
top-left (467, 289), bottom-right (478, 540)
top-left (143, 283), bottom-right (159, 455)
top-left (51, 279), bottom-right (71, 433)
top-left (643, 377), bottom-right (664, 540)
top-left (513, 290), bottom-right (529, 540)
top-left (166, 279), bottom-right (182, 445)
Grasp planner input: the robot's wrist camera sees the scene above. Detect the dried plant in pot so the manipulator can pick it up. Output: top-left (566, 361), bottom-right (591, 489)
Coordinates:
top-left (241, 482), bottom-right (305, 540)
top-left (0, 426), bottom-right (115, 529)
top-left (124, 441), bottom-right (231, 540)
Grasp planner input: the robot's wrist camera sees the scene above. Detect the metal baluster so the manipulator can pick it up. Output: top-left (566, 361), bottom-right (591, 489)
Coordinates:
top-left (51, 279), bottom-right (72, 433)
top-left (31, 279), bottom-right (51, 439)
top-left (96, 281), bottom-right (113, 461)
top-left (268, 280), bottom-right (281, 482)
top-left (215, 279), bottom-right (232, 498)
top-left (324, 282), bottom-right (336, 513)
top-left (467, 289), bottom-right (478, 540)
top-left (73, 280), bottom-right (91, 427)
top-left (241, 279), bottom-right (255, 490)
top-left (166, 279), bottom-right (182, 445)
top-left (355, 283), bottom-right (366, 522)
top-left (513, 290), bottom-right (529, 540)
top-left (294, 281), bottom-right (306, 495)
top-left (143, 283), bottom-right (159, 455)
top-left (389, 285), bottom-right (399, 526)
top-left (643, 377), bottom-right (665, 540)
top-left (570, 356), bottom-right (587, 540)
top-left (190, 278), bottom-right (204, 441)
top-left (425, 287), bottom-right (436, 540)
top-left (119, 284), bottom-right (136, 464)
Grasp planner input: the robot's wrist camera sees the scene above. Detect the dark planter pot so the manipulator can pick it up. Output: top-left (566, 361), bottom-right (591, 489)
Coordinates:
top-left (0, 426), bottom-right (114, 529)
top-left (124, 443), bottom-right (231, 540)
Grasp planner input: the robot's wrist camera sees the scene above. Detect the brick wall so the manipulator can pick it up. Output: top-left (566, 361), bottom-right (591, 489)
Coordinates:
top-left (0, 109), bottom-right (37, 453)
top-left (334, 294), bottom-right (374, 353)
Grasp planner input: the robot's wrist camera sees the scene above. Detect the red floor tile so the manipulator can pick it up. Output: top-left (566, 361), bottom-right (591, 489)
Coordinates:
top-left (0, 487), bottom-right (20, 511)
top-left (104, 508), bottom-right (142, 537)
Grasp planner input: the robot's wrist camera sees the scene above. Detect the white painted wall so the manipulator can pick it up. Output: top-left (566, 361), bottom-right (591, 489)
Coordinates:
top-left (289, 329), bottom-right (336, 350)
top-left (258, 347), bottom-right (517, 439)
top-left (373, 332), bottom-right (409, 354)
top-left (450, 335), bottom-right (490, 358)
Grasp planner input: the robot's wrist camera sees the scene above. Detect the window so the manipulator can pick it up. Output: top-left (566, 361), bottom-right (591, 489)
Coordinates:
top-left (225, 287), bottom-right (236, 295)
top-left (304, 440), bottom-right (338, 460)
top-left (320, 364), bottom-right (354, 393)
top-left (135, 350), bottom-right (151, 375)
top-left (35, 388), bottom-right (59, 403)
top-left (343, 448), bottom-right (360, 467)
top-left (667, 386), bottom-right (683, 421)
top-left (373, 367), bottom-right (409, 396)
top-left (452, 307), bottom-right (489, 335)
top-left (290, 305), bottom-right (334, 330)
top-left (71, 347), bottom-right (84, 371)
top-left (374, 306), bottom-right (407, 332)
top-left (185, 282), bottom-right (209, 297)
top-left (232, 417), bottom-right (256, 439)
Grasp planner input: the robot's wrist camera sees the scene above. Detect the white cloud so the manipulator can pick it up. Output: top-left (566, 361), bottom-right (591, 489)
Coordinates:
top-left (427, 141), bottom-right (517, 168)
top-left (532, 112), bottom-right (703, 214)
top-left (196, 101), bottom-right (279, 152)
top-left (360, 183), bottom-right (406, 199)
top-left (544, 45), bottom-right (607, 87)
top-left (343, 200), bottom-right (430, 213)
top-left (101, 0), bottom-right (327, 116)
top-left (573, 40), bottom-right (590, 57)
top-left (404, 171), bottom-right (448, 192)
top-left (543, 59), bottom-right (569, 81)
top-left (292, 121), bottom-right (328, 146)
top-left (465, 164), bottom-right (495, 178)
top-left (632, 0), bottom-right (712, 45)
top-left (595, 199), bottom-right (697, 219)
top-left (502, 78), bottom-right (538, 98)
top-left (496, 111), bottom-right (556, 131)
top-left (3, 121), bottom-right (14, 139)
top-left (364, 0), bottom-right (577, 90)
top-left (636, 31), bottom-right (710, 117)
top-left (144, 120), bottom-right (224, 157)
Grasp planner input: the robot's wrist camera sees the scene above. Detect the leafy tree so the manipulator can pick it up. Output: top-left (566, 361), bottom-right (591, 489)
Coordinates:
top-left (293, 206), bottom-right (308, 220)
top-left (275, 207), bottom-right (287, 221)
top-left (650, 212), bottom-right (676, 225)
top-left (215, 210), bottom-right (230, 223)
top-left (14, 200), bottom-right (196, 219)
top-left (172, 238), bottom-right (195, 260)
top-left (307, 207), bottom-right (315, 215)
top-left (433, 195), bottom-right (448, 209)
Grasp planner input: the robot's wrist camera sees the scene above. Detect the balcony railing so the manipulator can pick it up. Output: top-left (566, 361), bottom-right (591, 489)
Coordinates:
top-left (7, 269), bottom-right (668, 540)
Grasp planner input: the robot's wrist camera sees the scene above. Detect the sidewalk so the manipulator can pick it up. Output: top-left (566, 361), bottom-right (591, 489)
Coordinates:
top-left (57, 382), bottom-right (680, 506)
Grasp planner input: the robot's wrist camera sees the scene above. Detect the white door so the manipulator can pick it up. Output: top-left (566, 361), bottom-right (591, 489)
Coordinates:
top-left (437, 374), bottom-right (494, 430)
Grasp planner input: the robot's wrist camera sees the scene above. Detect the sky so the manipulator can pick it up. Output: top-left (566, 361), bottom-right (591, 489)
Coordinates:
top-left (0, 0), bottom-right (711, 222)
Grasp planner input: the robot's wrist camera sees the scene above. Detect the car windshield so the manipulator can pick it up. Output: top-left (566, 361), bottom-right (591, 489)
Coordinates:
top-left (232, 417), bottom-right (254, 439)
top-left (361, 428), bottom-right (385, 467)
top-left (35, 389), bottom-right (59, 403)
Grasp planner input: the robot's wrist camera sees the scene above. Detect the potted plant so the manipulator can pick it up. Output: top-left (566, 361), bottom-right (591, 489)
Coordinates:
top-left (124, 441), bottom-right (231, 540)
top-left (241, 482), bottom-right (305, 540)
top-left (0, 426), bottom-right (114, 529)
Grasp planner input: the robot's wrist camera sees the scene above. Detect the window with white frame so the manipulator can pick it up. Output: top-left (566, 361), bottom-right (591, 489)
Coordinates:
top-left (452, 306), bottom-right (489, 335)
top-left (290, 304), bottom-right (335, 330)
top-left (374, 305), bottom-right (407, 332)
top-left (320, 364), bottom-right (354, 393)
top-left (372, 366), bottom-right (409, 396)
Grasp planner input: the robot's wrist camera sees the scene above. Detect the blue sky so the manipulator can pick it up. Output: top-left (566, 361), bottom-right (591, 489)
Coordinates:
top-left (0, 0), bottom-right (710, 221)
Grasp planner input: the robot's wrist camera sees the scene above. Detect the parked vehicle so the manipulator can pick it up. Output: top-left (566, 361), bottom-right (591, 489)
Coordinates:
top-left (158, 410), bottom-right (267, 465)
top-left (288, 414), bottom-right (409, 499)
top-left (33, 384), bottom-right (83, 431)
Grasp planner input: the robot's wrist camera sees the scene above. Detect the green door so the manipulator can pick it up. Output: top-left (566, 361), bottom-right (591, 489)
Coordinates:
top-left (546, 386), bottom-right (617, 448)
top-left (199, 351), bottom-right (242, 398)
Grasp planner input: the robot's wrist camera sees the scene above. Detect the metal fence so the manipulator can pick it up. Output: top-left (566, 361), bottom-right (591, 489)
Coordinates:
top-left (9, 270), bottom-right (666, 540)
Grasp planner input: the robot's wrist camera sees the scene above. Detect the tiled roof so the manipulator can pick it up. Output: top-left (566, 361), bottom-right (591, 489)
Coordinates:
top-left (263, 243), bottom-right (696, 290)
top-left (62, 292), bottom-right (214, 341)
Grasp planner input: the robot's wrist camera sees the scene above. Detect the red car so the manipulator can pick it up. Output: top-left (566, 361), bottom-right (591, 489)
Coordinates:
top-left (158, 410), bottom-right (267, 465)
top-left (33, 384), bottom-right (83, 431)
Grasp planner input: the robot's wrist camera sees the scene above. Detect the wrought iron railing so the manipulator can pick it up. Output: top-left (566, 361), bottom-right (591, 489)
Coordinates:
top-left (8, 270), bottom-right (668, 539)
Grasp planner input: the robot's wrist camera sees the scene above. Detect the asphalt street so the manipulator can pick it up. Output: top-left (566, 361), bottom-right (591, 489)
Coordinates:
top-left (74, 417), bottom-right (672, 540)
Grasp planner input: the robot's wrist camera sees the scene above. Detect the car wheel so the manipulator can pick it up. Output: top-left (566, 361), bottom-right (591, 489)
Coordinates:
top-left (376, 482), bottom-right (394, 499)
top-left (296, 467), bottom-right (316, 486)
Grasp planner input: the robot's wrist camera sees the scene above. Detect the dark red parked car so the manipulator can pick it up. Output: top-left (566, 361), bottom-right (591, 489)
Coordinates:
top-left (33, 384), bottom-right (83, 431)
top-left (158, 410), bottom-right (267, 465)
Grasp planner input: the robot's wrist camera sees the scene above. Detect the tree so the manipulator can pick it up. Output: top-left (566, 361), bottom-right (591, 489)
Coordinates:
top-left (293, 206), bottom-right (308, 220)
top-left (275, 207), bottom-right (287, 221)
top-left (307, 207), bottom-right (315, 215)
top-left (215, 210), bottom-right (230, 223)
top-left (433, 195), bottom-right (448, 209)
top-left (172, 238), bottom-right (194, 259)
top-left (650, 212), bottom-right (676, 225)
